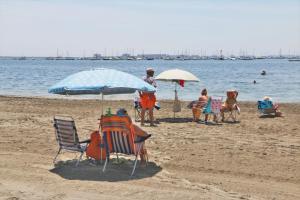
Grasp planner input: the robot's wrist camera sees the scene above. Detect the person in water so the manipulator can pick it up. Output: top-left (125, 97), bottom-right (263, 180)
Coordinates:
top-left (139, 68), bottom-right (157, 126)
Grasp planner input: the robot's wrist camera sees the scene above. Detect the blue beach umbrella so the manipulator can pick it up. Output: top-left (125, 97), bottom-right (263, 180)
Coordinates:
top-left (48, 68), bottom-right (156, 113)
top-left (49, 68), bottom-right (155, 95)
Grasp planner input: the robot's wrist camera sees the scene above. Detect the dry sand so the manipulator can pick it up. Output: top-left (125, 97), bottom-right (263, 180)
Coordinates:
top-left (0, 96), bottom-right (299, 200)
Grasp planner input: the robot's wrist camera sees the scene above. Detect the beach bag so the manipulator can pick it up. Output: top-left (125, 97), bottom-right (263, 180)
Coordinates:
top-left (86, 131), bottom-right (106, 160)
top-left (173, 91), bottom-right (181, 112)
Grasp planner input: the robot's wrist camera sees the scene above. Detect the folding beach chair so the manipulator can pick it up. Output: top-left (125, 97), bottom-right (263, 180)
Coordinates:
top-left (257, 100), bottom-right (276, 116)
top-left (100, 115), bottom-right (150, 176)
top-left (53, 115), bottom-right (90, 166)
top-left (134, 98), bottom-right (149, 122)
top-left (222, 90), bottom-right (240, 122)
top-left (203, 97), bottom-right (223, 123)
top-left (134, 98), bottom-right (160, 122)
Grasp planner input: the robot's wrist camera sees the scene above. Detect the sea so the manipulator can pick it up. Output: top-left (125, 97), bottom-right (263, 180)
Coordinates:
top-left (0, 59), bottom-right (299, 102)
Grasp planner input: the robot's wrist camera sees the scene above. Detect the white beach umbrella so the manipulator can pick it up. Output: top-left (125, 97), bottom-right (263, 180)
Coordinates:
top-left (155, 69), bottom-right (200, 82)
top-left (155, 69), bottom-right (200, 117)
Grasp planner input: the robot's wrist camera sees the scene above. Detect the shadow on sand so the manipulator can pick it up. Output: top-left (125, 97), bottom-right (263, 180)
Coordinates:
top-left (157, 117), bottom-right (193, 123)
top-left (50, 158), bottom-right (162, 182)
top-left (259, 115), bottom-right (276, 119)
top-left (196, 120), bottom-right (224, 126)
top-left (221, 120), bottom-right (241, 124)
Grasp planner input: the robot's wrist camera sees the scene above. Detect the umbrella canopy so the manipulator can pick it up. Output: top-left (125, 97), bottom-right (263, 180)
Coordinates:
top-left (155, 69), bottom-right (200, 118)
top-left (48, 68), bottom-right (156, 95)
top-left (155, 69), bottom-right (200, 82)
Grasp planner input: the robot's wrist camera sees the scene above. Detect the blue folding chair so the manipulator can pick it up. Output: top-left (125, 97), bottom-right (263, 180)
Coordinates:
top-left (257, 100), bottom-right (276, 115)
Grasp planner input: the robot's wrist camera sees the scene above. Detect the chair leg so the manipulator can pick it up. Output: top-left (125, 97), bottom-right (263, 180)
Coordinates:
top-left (76, 151), bottom-right (84, 167)
top-left (135, 109), bottom-right (137, 121)
top-left (116, 153), bottom-right (119, 163)
top-left (53, 148), bottom-right (61, 164)
top-left (231, 111), bottom-right (237, 122)
top-left (131, 143), bottom-right (142, 176)
top-left (102, 157), bottom-right (108, 173)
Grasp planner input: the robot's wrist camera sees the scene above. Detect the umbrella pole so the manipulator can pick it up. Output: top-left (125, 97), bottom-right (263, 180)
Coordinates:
top-left (101, 93), bottom-right (104, 116)
top-left (174, 82), bottom-right (177, 119)
top-left (99, 93), bottom-right (104, 164)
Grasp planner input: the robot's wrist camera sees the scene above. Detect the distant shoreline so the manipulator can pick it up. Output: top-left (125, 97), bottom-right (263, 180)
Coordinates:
top-left (1, 55), bottom-right (300, 61)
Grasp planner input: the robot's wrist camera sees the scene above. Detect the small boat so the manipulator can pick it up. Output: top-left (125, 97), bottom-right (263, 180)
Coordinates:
top-left (288, 59), bottom-right (300, 62)
top-left (261, 70), bottom-right (266, 75)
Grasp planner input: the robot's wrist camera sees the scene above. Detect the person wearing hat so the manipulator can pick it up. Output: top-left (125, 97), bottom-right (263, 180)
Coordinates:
top-left (139, 68), bottom-right (157, 126)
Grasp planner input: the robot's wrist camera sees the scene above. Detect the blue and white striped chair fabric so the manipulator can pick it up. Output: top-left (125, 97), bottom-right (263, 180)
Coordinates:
top-left (53, 116), bottom-right (90, 166)
top-left (103, 131), bottom-right (135, 155)
top-left (101, 117), bottom-right (144, 176)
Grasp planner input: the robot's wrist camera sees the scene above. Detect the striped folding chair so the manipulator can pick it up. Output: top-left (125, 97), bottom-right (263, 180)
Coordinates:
top-left (53, 115), bottom-right (90, 166)
top-left (203, 97), bottom-right (223, 123)
top-left (100, 115), bottom-right (148, 176)
top-left (134, 97), bottom-right (149, 122)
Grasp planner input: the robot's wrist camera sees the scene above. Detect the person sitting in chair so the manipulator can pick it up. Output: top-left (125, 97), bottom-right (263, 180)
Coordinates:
top-left (220, 90), bottom-right (240, 121)
top-left (192, 88), bottom-right (209, 122)
top-left (117, 108), bottom-right (151, 166)
top-left (261, 96), bottom-right (282, 117)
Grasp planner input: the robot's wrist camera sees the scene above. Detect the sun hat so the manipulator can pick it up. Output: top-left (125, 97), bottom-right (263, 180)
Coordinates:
top-left (263, 96), bottom-right (271, 101)
top-left (146, 67), bottom-right (154, 72)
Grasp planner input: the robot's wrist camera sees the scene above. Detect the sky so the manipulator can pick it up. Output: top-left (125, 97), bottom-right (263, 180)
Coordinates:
top-left (0, 0), bottom-right (299, 57)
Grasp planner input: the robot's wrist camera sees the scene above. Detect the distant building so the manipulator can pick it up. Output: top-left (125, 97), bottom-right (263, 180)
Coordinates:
top-left (93, 54), bottom-right (102, 59)
top-left (137, 54), bottom-right (167, 60)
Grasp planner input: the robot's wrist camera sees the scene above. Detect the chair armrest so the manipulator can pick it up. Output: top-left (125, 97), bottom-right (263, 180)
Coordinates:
top-left (134, 134), bottom-right (151, 143)
top-left (79, 139), bottom-right (91, 144)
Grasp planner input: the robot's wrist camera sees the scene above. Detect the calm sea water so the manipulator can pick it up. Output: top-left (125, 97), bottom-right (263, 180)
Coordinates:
top-left (0, 59), bottom-right (299, 102)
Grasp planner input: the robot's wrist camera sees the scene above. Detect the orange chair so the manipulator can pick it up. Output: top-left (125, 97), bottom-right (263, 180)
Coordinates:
top-left (100, 115), bottom-right (150, 176)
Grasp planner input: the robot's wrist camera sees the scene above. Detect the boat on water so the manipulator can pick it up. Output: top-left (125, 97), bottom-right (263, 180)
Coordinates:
top-left (239, 56), bottom-right (254, 60)
top-left (18, 57), bottom-right (26, 60)
top-left (288, 59), bottom-right (300, 62)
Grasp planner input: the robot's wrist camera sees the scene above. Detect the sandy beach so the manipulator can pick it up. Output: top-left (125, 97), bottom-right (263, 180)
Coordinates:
top-left (0, 95), bottom-right (299, 200)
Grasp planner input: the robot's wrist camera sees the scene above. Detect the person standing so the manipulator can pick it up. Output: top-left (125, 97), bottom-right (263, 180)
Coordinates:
top-left (139, 68), bottom-right (157, 126)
